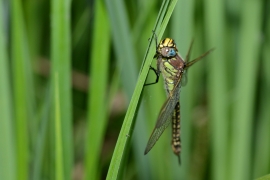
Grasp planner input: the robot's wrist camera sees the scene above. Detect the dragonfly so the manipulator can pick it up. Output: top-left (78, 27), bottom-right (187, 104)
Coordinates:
top-left (144, 37), bottom-right (214, 164)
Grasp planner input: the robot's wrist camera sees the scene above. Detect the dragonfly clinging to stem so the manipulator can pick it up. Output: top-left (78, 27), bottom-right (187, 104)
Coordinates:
top-left (144, 36), bottom-right (214, 164)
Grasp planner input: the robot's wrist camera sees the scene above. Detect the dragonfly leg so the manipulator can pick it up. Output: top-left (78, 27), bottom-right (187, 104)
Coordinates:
top-left (144, 66), bottom-right (160, 86)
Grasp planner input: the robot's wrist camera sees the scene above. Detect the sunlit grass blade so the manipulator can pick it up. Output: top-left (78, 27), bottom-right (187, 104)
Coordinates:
top-left (51, 0), bottom-right (73, 178)
top-left (54, 73), bottom-right (64, 180)
top-left (84, 1), bottom-right (110, 180)
top-left (0, 2), bottom-right (16, 179)
top-left (106, 0), bottom-right (178, 179)
top-left (230, 1), bottom-right (262, 180)
top-left (11, 0), bottom-right (33, 178)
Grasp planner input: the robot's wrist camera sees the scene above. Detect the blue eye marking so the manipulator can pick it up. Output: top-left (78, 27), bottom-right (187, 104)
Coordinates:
top-left (168, 49), bottom-right (176, 57)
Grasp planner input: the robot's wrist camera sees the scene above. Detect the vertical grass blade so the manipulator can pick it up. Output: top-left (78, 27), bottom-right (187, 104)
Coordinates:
top-left (51, 0), bottom-right (73, 178)
top-left (105, 0), bottom-right (158, 178)
top-left (11, 0), bottom-right (32, 178)
top-left (105, 0), bottom-right (141, 178)
top-left (0, 1), bottom-right (16, 179)
top-left (204, 0), bottom-right (229, 179)
top-left (230, 1), bottom-right (262, 179)
top-left (55, 73), bottom-right (64, 180)
top-left (84, 1), bottom-right (110, 180)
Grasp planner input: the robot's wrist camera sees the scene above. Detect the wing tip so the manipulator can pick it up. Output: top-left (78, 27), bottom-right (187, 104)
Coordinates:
top-left (144, 150), bottom-right (148, 155)
top-left (144, 147), bottom-right (150, 155)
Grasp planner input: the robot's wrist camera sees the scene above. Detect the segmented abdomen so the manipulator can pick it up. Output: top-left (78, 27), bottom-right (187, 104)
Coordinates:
top-left (172, 102), bottom-right (181, 163)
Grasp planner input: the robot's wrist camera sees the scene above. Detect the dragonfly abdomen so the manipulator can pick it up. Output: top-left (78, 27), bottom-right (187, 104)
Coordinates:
top-left (172, 101), bottom-right (181, 164)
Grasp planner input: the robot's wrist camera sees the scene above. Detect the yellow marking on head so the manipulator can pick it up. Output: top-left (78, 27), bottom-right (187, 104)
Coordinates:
top-left (159, 38), bottom-right (176, 48)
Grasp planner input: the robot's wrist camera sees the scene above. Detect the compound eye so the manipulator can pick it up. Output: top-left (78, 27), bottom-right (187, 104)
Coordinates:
top-left (168, 48), bottom-right (176, 57)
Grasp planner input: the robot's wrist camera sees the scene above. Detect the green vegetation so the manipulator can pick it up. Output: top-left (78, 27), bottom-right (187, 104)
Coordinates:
top-left (0, 0), bottom-right (269, 179)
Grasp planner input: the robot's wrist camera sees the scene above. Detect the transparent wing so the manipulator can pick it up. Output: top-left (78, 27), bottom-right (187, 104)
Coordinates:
top-left (144, 74), bottom-right (182, 155)
top-left (180, 70), bottom-right (188, 87)
top-left (185, 48), bottom-right (215, 69)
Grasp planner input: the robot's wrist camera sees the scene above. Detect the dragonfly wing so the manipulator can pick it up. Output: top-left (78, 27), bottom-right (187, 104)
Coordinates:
top-left (144, 75), bottom-right (182, 155)
top-left (180, 70), bottom-right (188, 87)
top-left (144, 111), bottom-right (172, 155)
top-left (155, 86), bottom-right (180, 128)
top-left (185, 48), bottom-right (215, 69)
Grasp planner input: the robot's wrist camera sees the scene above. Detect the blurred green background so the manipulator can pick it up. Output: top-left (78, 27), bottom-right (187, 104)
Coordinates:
top-left (0, 0), bottom-right (270, 179)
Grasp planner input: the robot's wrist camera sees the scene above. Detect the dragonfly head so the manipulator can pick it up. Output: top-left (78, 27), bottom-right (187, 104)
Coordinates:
top-left (156, 38), bottom-right (178, 58)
